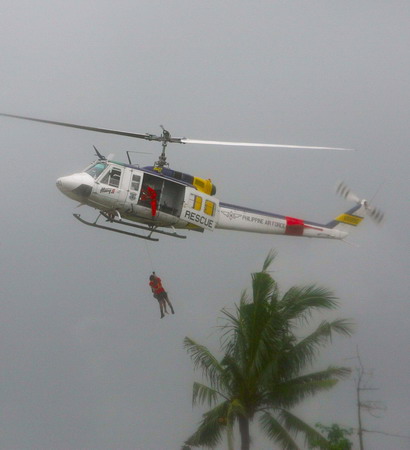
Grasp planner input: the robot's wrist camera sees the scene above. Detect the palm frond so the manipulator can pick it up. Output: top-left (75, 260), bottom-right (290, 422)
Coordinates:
top-left (184, 401), bottom-right (230, 448)
top-left (259, 411), bottom-right (300, 450)
top-left (219, 294), bottom-right (248, 353)
top-left (220, 308), bottom-right (249, 371)
top-left (220, 355), bottom-right (244, 392)
top-left (286, 319), bottom-right (354, 373)
top-left (280, 285), bottom-right (339, 324)
top-left (262, 249), bottom-right (277, 272)
top-left (278, 409), bottom-right (329, 449)
top-left (184, 337), bottom-right (225, 389)
top-left (250, 251), bottom-right (278, 304)
top-left (263, 382), bottom-right (338, 411)
top-left (221, 299), bottom-right (269, 372)
top-left (220, 259), bottom-right (281, 374)
top-left (220, 303), bottom-right (242, 342)
top-left (248, 316), bottom-right (285, 380)
top-left (192, 382), bottom-right (225, 407)
top-left (252, 271), bottom-right (277, 305)
top-left (235, 288), bottom-right (282, 372)
top-left (266, 366), bottom-right (351, 409)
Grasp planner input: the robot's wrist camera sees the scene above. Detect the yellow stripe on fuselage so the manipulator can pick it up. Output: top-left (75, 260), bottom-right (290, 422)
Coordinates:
top-left (335, 213), bottom-right (363, 226)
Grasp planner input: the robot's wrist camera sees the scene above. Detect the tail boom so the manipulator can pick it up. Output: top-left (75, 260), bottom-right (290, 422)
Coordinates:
top-left (214, 184), bottom-right (382, 240)
top-left (216, 203), bottom-right (348, 240)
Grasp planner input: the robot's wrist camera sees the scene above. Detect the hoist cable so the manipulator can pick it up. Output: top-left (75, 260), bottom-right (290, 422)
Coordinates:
top-left (144, 240), bottom-right (155, 273)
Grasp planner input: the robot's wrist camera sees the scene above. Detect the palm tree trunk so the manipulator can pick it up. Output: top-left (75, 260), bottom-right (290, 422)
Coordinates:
top-left (238, 416), bottom-right (250, 450)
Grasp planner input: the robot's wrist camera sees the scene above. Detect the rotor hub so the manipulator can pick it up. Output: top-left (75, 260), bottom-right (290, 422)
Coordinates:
top-left (154, 126), bottom-right (172, 169)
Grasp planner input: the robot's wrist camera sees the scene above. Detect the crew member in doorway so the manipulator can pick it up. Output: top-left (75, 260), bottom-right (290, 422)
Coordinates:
top-left (149, 273), bottom-right (175, 318)
top-left (140, 186), bottom-right (158, 217)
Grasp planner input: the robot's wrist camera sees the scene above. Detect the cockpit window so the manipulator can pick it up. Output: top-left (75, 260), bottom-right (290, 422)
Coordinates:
top-left (85, 162), bottom-right (107, 179)
top-left (100, 167), bottom-right (122, 188)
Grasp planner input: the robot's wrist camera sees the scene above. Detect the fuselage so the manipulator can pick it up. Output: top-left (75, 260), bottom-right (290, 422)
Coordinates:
top-left (56, 159), bottom-right (348, 240)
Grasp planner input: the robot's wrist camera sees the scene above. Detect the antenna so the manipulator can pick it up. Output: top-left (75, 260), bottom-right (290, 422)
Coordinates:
top-left (126, 150), bottom-right (151, 165)
top-left (93, 145), bottom-right (106, 160)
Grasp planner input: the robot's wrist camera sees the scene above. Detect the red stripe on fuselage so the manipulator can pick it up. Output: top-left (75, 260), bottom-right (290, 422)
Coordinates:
top-left (304, 224), bottom-right (323, 231)
top-left (285, 216), bottom-right (305, 236)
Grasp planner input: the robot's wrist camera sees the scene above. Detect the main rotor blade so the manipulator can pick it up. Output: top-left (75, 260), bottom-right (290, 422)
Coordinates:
top-left (0, 113), bottom-right (152, 140)
top-left (181, 138), bottom-right (354, 151)
top-left (1, 113), bottom-right (354, 151)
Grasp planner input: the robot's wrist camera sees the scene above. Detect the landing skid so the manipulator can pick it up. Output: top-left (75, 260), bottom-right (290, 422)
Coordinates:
top-left (73, 213), bottom-right (187, 241)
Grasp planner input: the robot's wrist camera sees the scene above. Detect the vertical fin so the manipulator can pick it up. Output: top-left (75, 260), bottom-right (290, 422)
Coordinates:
top-left (326, 203), bottom-right (366, 232)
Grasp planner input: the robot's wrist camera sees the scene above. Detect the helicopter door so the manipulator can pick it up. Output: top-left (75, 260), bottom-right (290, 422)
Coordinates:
top-left (137, 173), bottom-right (186, 219)
top-left (123, 170), bottom-right (142, 213)
top-left (158, 179), bottom-right (185, 217)
top-left (181, 188), bottom-right (218, 231)
top-left (95, 166), bottom-right (124, 208)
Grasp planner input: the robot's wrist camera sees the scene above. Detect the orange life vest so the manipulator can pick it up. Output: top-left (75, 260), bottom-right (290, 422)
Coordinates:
top-left (149, 277), bottom-right (165, 295)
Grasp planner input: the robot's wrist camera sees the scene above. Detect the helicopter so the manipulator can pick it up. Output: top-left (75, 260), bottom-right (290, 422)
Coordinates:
top-left (1, 113), bottom-right (383, 242)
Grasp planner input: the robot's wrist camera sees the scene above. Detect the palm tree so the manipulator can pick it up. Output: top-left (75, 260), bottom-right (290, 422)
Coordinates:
top-left (183, 251), bottom-right (353, 450)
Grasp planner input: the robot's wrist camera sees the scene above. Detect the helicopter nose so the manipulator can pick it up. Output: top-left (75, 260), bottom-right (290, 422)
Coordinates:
top-left (56, 173), bottom-right (93, 200)
top-left (56, 175), bottom-right (78, 192)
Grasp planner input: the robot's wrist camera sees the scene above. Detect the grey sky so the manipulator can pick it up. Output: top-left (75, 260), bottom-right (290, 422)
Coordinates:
top-left (1, 1), bottom-right (409, 449)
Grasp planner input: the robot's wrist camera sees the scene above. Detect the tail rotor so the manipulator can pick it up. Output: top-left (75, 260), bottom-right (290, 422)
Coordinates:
top-left (367, 206), bottom-right (384, 224)
top-left (336, 182), bottom-right (384, 225)
top-left (336, 181), bottom-right (361, 204)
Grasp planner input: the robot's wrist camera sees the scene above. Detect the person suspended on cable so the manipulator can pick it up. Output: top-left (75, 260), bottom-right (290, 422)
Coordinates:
top-left (149, 272), bottom-right (175, 318)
